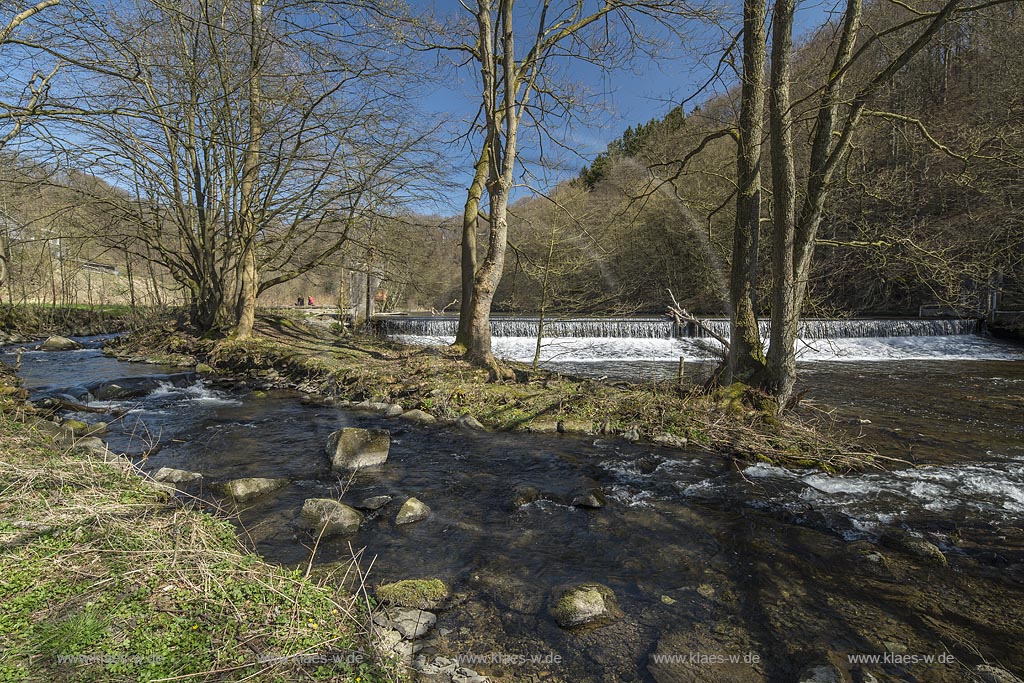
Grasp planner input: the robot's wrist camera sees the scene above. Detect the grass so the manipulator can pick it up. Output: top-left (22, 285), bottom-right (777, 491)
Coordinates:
top-left (0, 393), bottom-right (397, 682)
top-left (108, 314), bottom-right (878, 472)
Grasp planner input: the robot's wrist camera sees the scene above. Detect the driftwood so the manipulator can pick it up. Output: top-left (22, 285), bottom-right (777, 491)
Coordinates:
top-left (666, 289), bottom-right (731, 349)
top-left (33, 397), bottom-right (126, 417)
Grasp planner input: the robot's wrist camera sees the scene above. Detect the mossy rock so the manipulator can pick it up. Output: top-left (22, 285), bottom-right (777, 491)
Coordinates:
top-left (549, 582), bottom-right (621, 629)
top-left (376, 578), bottom-right (450, 609)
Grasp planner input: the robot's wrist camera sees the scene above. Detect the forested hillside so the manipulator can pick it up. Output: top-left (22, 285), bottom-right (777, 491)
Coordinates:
top-left (494, 0), bottom-right (1023, 316)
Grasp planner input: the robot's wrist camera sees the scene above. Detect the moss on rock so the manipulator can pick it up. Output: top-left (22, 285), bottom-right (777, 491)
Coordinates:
top-left (376, 578), bottom-right (450, 609)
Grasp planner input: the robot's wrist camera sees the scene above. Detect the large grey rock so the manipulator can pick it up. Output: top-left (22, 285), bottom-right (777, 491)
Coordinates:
top-left (326, 428), bottom-right (390, 470)
top-left (300, 498), bottom-right (363, 536)
top-left (549, 583), bottom-right (620, 629)
top-left (153, 467), bottom-right (203, 484)
top-left (218, 477), bottom-right (288, 502)
top-left (39, 335), bottom-right (81, 351)
top-left (396, 497), bottom-right (431, 524)
top-left (390, 608), bottom-right (437, 639)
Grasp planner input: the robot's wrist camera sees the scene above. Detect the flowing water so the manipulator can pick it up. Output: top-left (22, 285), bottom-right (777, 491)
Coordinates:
top-left (5, 330), bottom-right (1024, 683)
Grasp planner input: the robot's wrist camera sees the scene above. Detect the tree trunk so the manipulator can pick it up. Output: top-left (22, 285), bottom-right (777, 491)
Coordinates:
top-left (454, 148), bottom-right (489, 348)
top-left (763, 0), bottom-right (799, 402)
top-left (724, 0), bottom-right (769, 385)
top-left (232, 0), bottom-right (263, 340)
top-left (763, 0), bottom-right (863, 405)
top-left (464, 183), bottom-right (511, 376)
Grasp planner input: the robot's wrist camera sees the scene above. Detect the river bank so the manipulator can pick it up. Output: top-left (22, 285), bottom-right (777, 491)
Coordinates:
top-left (105, 314), bottom-right (874, 472)
top-left (0, 304), bottom-right (141, 344)
top-left (0, 360), bottom-right (397, 682)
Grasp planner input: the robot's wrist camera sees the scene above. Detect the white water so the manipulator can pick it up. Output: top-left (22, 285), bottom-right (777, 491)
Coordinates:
top-left (738, 458), bottom-right (1024, 533)
top-left (394, 333), bottom-right (1022, 364)
top-left (379, 316), bottom-right (981, 339)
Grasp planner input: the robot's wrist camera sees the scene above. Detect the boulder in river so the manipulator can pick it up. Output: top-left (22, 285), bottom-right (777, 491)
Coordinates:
top-left (152, 466), bottom-right (204, 483)
top-left (395, 497), bottom-right (431, 524)
top-left (153, 467), bottom-right (203, 484)
top-left (549, 583), bottom-right (621, 629)
top-left (326, 427), bottom-right (390, 470)
top-left (376, 578), bottom-right (450, 610)
top-left (39, 336), bottom-right (81, 352)
top-left (572, 489), bottom-right (607, 509)
top-left (217, 477), bottom-right (288, 502)
top-left (300, 498), bottom-right (363, 536)
top-left (512, 485), bottom-right (540, 508)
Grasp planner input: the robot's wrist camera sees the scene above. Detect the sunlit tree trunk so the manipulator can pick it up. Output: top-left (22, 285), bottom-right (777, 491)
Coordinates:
top-left (232, 0), bottom-right (263, 340)
top-left (454, 148), bottom-right (488, 348)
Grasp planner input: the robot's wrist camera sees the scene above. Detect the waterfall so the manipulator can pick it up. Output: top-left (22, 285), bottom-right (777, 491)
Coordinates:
top-left (376, 316), bottom-right (980, 339)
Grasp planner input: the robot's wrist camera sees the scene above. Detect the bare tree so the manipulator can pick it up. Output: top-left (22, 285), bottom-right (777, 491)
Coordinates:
top-left (0, 0), bottom-right (62, 291)
top-left (50, 0), bottom-right (434, 333)
top-left (429, 0), bottom-right (705, 377)
top-left (721, 0), bottom-right (1018, 405)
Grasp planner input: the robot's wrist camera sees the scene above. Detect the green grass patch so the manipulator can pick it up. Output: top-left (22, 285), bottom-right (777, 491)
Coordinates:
top-left (0, 412), bottom-right (397, 683)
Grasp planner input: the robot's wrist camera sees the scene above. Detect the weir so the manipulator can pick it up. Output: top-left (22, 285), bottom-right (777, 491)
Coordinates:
top-left (374, 316), bottom-right (980, 340)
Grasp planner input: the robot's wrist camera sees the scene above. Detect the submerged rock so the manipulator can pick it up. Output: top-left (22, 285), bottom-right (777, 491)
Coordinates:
top-left (879, 530), bottom-right (948, 567)
top-left (395, 497), bottom-right (431, 524)
top-left (512, 485), bottom-right (540, 508)
top-left (549, 583), bottom-right (621, 629)
top-left (376, 578), bottom-right (450, 610)
top-left (572, 489), bottom-right (607, 509)
top-left (153, 467), bottom-right (203, 484)
top-left (326, 427), bottom-right (390, 470)
top-left (299, 498), bottom-right (363, 536)
top-left (356, 494), bottom-right (393, 511)
top-left (39, 336), bottom-right (81, 351)
top-left (217, 477), bottom-right (288, 502)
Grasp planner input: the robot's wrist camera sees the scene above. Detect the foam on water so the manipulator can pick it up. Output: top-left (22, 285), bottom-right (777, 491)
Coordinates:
top-left (149, 380), bottom-right (242, 406)
top-left (743, 458), bottom-right (1024, 527)
top-left (394, 333), bottom-right (1021, 365)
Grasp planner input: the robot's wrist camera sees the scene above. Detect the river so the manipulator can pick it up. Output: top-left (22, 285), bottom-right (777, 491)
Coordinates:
top-left (5, 330), bottom-right (1023, 683)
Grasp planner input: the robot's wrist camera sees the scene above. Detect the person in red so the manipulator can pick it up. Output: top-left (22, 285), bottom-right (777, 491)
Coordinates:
top-left (308, 296), bottom-right (315, 307)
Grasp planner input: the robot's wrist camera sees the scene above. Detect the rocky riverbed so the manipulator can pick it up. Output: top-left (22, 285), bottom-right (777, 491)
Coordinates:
top-left (7, 333), bottom-right (1024, 683)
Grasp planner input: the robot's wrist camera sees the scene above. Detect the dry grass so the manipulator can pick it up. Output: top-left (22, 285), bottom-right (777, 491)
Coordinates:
top-left (0, 406), bottom-right (400, 683)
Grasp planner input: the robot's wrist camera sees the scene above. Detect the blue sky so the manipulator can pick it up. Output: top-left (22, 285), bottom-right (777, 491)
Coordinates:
top-left (411, 0), bottom-right (839, 213)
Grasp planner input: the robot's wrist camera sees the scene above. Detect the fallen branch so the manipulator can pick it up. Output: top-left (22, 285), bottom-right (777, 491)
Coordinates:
top-left (666, 289), bottom-right (731, 349)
